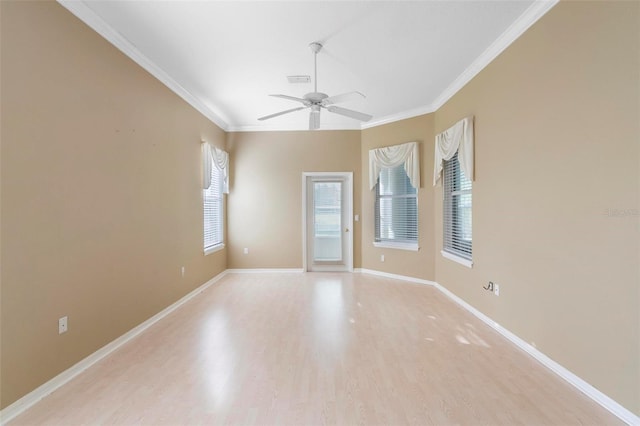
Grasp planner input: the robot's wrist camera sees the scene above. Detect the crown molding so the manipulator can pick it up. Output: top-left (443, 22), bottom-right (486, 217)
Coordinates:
top-left (361, 104), bottom-right (436, 130)
top-left (228, 123), bottom-right (362, 132)
top-left (430, 0), bottom-right (559, 112)
top-left (57, 0), bottom-right (230, 132)
top-left (58, 0), bottom-right (557, 133)
top-left (363, 0), bottom-right (559, 130)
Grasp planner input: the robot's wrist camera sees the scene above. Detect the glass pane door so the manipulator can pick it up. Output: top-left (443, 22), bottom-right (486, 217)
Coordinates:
top-left (313, 181), bottom-right (342, 262)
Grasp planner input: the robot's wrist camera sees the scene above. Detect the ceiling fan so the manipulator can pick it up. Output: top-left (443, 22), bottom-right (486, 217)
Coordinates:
top-left (258, 42), bottom-right (372, 130)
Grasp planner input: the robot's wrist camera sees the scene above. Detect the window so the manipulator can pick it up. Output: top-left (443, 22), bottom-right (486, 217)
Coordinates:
top-left (375, 164), bottom-right (418, 249)
top-left (203, 165), bottom-right (224, 253)
top-left (443, 151), bottom-right (472, 262)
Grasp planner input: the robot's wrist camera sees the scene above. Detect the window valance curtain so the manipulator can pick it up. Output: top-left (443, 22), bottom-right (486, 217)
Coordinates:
top-left (202, 141), bottom-right (229, 193)
top-left (369, 141), bottom-right (420, 190)
top-left (433, 116), bottom-right (474, 186)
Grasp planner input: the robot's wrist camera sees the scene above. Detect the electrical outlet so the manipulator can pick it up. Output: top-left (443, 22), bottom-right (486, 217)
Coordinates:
top-left (58, 316), bottom-right (68, 334)
top-left (484, 281), bottom-right (494, 292)
top-left (494, 283), bottom-right (500, 296)
top-left (380, 254), bottom-right (385, 262)
top-left (181, 266), bottom-right (185, 277)
top-left (354, 214), bottom-right (359, 222)
top-left (243, 248), bottom-right (249, 254)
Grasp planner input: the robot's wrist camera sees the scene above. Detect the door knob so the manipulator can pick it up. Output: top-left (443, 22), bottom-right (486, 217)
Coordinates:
top-left (345, 228), bottom-right (349, 233)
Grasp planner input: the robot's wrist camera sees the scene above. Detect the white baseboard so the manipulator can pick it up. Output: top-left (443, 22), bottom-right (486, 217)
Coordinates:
top-left (226, 268), bottom-right (303, 273)
top-left (0, 270), bottom-right (229, 425)
top-left (3, 268), bottom-right (638, 425)
top-left (354, 268), bottom-right (437, 286)
top-left (357, 268), bottom-right (640, 426)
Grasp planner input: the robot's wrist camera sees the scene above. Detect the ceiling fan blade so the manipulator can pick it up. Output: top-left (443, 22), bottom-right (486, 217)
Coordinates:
top-left (322, 91), bottom-right (365, 106)
top-left (309, 108), bottom-right (320, 130)
top-left (326, 105), bottom-right (372, 122)
top-left (258, 106), bottom-right (306, 121)
top-left (269, 94), bottom-right (308, 104)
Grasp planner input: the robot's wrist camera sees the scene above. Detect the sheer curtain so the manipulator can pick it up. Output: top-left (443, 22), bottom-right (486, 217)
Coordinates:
top-left (202, 141), bottom-right (229, 193)
top-left (433, 116), bottom-right (474, 186)
top-left (369, 141), bottom-right (420, 190)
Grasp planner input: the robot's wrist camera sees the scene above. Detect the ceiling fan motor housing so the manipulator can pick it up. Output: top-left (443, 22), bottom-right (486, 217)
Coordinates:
top-left (303, 92), bottom-right (328, 104)
top-left (309, 42), bottom-right (323, 54)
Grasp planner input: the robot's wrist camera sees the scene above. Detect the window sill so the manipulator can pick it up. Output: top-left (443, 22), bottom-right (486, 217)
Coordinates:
top-left (204, 243), bottom-right (225, 256)
top-left (374, 241), bottom-right (419, 252)
top-left (441, 250), bottom-right (473, 268)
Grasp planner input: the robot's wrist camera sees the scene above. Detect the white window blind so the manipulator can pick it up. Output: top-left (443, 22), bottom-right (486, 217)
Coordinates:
top-left (375, 164), bottom-right (418, 245)
top-left (203, 165), bottom-right (224, 252)
top-left (443, 151), bottom-right (472, 260)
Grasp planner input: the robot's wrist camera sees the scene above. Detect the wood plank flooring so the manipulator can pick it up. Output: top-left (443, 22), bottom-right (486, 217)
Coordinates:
top-left (9, 272), bottom-right (622, 425)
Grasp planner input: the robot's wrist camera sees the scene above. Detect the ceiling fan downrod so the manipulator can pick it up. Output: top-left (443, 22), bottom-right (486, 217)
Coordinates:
top-left (309, 42), bottom-right (322, 94)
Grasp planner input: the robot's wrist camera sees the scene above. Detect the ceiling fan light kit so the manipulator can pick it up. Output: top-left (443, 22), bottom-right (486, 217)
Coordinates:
top-left (258, 42), bottom-right (372, 130)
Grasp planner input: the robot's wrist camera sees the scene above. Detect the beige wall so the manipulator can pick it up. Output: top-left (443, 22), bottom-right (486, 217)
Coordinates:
top-left (1, 1), bottom-right (226, 408)
top-left (2, 0), bottom-right (638, 418)
top-left (226, 131), bottom-right (361, 269)
top-left (433, 1), bottom-right (639, 414)
top-left (361, 115), bottom-right (436, 281)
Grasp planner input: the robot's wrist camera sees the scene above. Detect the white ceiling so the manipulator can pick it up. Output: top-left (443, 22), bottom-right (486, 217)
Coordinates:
top-left (59, 1), bottom-right (557, 132)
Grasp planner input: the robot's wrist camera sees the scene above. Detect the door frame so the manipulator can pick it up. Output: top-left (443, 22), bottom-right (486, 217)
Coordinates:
top-left (302, 172), bottom-right (353, 272)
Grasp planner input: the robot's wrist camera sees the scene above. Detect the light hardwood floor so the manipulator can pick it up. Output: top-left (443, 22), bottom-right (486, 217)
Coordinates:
top-left (10, 272), bottom-right (621, 425)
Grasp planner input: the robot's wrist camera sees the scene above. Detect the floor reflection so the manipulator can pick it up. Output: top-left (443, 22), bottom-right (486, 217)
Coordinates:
top-left (311, 277), bottom-right (346, 356)
top-left (200, 309), bottom-right (235, 409)
top-left (455, 323), bottom-right (490, 348)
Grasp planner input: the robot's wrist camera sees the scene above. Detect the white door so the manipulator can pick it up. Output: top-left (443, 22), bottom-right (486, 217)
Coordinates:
top-left (303, 173), bottom-right (353, 272)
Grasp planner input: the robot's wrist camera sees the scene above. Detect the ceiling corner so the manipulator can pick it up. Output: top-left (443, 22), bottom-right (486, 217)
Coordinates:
top-left (430, 0), bottom-right (559, 111)
top-left (56, 0), bottom-right (231, 132)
